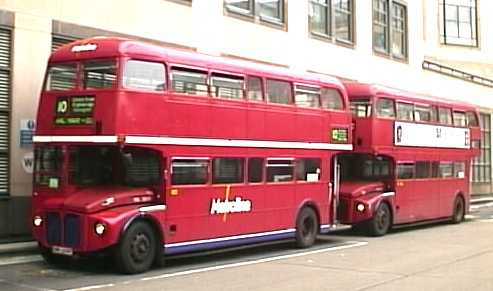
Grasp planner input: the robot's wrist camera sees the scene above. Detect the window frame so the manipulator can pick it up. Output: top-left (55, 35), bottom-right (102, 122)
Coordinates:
top-left (210, 71), bottom-right (245, 100)
top-left (473, 113), bottom-right (491, 183)
top-left (294, 84), bottom-right (321, 109)
top-left (169, 66), bottom-right (209, 97)
top-left (439, 0), bottom-right (478, 47)
top-left (224, 0), bottom-right (286, 27)
top-left (308, 0), bottom-right (355, 45)
top-left (123, 59), bottom-right (167, 92)
top-left (266, 158), bottom-right (295, 183)
top-left (396, 102), bottom-right (414, 121)
top-left (170, 157), bottom-right (210, 186)
top-left (372, 0), bottom-right (408, 61)
top-left (81, 59), bottom-right (118, 90)
top-left (396, 162), bottom-right (415, 179)
top-left (265, 78), bottom-right (293, 105)
top-left (375, 97), bottom-right (396, 119)
top-left (350, 99), bottom-right (372, 118)
top-left (212, 157), bottom-right (245, 184)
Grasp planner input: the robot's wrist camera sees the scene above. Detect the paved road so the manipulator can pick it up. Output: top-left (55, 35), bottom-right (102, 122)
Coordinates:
top-left (1, 207), bottom-right (493, 291)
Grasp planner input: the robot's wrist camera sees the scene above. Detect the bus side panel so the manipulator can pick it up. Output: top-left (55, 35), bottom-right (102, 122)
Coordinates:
top-left (295, 182), bottom-right (331, 226)
top-left (263, 184), bottom-right (295, 231)
top-left (210, 99), bottom-right (247, 139)
top-left (439, 178), bottom-right (468, 218)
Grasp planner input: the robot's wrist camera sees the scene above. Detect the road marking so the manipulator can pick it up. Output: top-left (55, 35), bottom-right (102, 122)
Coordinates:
top-left (470, 202), bottom-right (493, 210)
top-left (464, 214), bottom-right (476, 220)
top-left (0, 254), bottom-right (42, 266)
top-left (63, 240), bottom-right (368, 291)
top-left (65, 284), bottom-right (116, 291)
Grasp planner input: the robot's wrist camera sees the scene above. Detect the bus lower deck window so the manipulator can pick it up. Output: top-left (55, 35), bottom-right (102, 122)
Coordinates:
top-left (171, 159), bottom-right (209, 185)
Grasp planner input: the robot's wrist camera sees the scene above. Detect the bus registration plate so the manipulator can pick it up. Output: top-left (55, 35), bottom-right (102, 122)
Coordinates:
top-left (52, 246), bottom-right (73, 256)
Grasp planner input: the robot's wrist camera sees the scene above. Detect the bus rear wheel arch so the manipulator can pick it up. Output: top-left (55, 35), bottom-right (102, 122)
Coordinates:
top-left (451, 195), bottom-right (465, 224)
top-left (295, 206), bottom-right (319, 248)
top-left (366, 201), bottom-right (392, 237)
top-left (114, 220), bottom-right (158, 274)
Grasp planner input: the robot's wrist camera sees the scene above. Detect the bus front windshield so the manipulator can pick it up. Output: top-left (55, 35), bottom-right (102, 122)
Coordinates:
top-left (340, 154), bottom-right (392, 182)
top-left (69, 146), bottom-right (160, 187)
top-left (34, 145), bottom-right (161, 189)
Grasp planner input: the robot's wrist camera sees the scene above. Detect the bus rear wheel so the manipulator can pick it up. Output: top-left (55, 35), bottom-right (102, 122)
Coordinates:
top-left (114, 221), bottom-right (156, 274)
top-left (451, 196), bottom-right (465, 224)
top-left (367, 202), bottom-right (391, 237)
top-left (295, 207), bottom-right (319, 248)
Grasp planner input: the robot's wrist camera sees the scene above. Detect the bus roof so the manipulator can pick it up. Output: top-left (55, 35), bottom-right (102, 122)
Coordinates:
top-left (343, 82), bottom-right (477, 111)
top-left (50, 36), bottom-right (346, 91)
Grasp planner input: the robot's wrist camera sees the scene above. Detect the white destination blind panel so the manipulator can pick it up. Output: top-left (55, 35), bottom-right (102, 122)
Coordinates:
top-left (394, 121), bottom-right (470, 149)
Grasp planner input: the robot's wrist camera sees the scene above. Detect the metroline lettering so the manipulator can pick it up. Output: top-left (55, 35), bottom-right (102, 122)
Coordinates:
top-left (210, 197), bottom-right (252, 215)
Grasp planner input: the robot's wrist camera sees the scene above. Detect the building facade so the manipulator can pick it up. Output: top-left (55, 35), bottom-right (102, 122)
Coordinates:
top-left (0, 0), bottom-right (491, 238)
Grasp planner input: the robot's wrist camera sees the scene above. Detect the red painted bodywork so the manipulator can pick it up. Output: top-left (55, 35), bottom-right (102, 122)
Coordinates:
top-left (339, 82), bottom-right (480, 227)
top-left (32, 37), bottom-right (352, 255)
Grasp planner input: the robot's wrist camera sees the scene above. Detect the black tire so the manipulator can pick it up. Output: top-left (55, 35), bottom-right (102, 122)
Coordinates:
top-left (295, 207), bottom-right (319, 248)
top-left (451, 196), bottom-right (465, 224)
top-left (367, 202), bottom-right (391, 237)
top-left (114, 221), bottom-right (156, 274)
top-left (38, 244), bottom-right (70, 266)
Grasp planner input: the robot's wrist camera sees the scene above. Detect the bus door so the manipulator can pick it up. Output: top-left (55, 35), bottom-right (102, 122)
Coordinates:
top-left (332, 156), bottom-right (341, 225)
top-left (394, 162), bottom-right (417, 223)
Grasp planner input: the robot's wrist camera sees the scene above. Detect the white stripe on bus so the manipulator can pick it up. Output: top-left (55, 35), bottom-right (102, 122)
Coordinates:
top-left (33, 135), bottom-right (353, 151)
top-left (125, 136), bottom-right (353, 151)
top-left (33, 135), bottom-right (118, 143)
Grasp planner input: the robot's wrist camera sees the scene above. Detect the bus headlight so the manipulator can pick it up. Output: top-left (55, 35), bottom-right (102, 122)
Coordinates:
top-left (33, 216), bottom-right (43, 227)
top-left (356, 203), bottom-right (366, 212)
top-left (94, 223), bottom-right (106, 235)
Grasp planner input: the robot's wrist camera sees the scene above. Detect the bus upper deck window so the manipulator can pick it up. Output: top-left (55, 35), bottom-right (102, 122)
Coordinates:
top-left (295, 85), bottom-right (320, 108)
top-left (453, 111), bottom-right (467, 127)
top-left (124, 60), bottom-right (166, 91)
top-left (266, 79), bottom-right (292, 105)
top-left (438, 107), bottom-right (452, 125)
top-left (414, 105), bottom-right (431, 122)
top-left (247, 76), bottom-right (263, 101)
top-left (83, 60), bottom-right (117, 89)
top-left (211, 73), bottom-right (244, 99)
top-left (171, 68), bottom-right (208, 96)
top-left (466, 111), bottom-right (479, 127)
top-left (350, 99), bottom-right (371, 117)
top-left (396, 102), bottom-right (414, 121)
top-left (321, 88), bottom-right (343, 110)
top-left (45, 64), bottom-right (77, 91)
top-left (376, 98), bottom-right (395, 118)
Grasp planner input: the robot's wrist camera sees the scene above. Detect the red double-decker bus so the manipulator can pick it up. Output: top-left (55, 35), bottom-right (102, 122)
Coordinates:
top-left (338, 82), bottom-right (480, 236)
top-left (31, 37), bottom-right (352, 273)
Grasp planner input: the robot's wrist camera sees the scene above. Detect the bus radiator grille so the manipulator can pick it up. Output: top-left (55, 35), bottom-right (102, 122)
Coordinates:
top-left (46, 212), bottom-right (62, 245)
top-left (64, 214), bottom-right (81, 248)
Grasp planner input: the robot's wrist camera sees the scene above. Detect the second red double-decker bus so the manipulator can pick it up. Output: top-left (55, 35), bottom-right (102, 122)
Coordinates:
top-left (337, 82), bottom-right (480, 236)
top-left (31, 37), bottom-right (352, 273)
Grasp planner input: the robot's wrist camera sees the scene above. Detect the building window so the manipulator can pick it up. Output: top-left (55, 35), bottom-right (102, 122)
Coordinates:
top-left (309, 0), bottom-right (354, 44)
top-left (0, 27), bottom-right (10, 196)
top-left (439, 0), bottom-right (477, 46)
top-left (372, 0), bottom-right (407, 60)
top-left (225, 0), bottom-right (285, 25)
top-left (473, 114), bottom-right (491, 183)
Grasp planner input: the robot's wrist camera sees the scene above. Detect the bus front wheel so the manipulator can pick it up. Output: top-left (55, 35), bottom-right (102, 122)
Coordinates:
top-left (114, 221), bottom-right (157, 274)
top-left (295, 207), bottom-right (319, 248)
top-left (367, 202), bottom-right (391, 237)
top-left (451, 196), bottom-right (465, 224)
